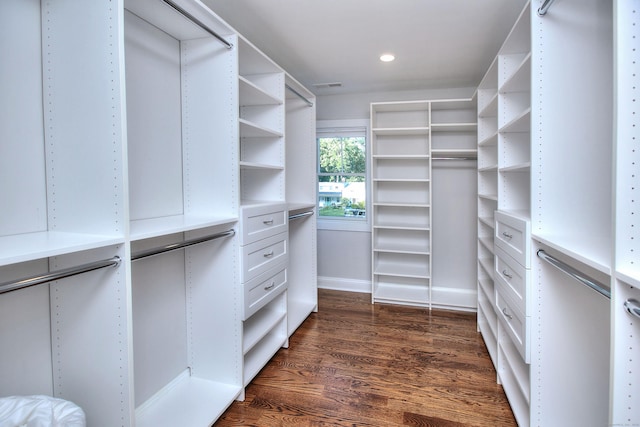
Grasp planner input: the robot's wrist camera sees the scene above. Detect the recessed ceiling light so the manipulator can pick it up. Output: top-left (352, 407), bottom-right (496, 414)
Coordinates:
top-left (380, 54), bottom-right (395, 62)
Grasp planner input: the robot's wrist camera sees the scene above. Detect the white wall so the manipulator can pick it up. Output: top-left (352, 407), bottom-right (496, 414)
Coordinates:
top-left (316, 87), bottom-right (476, 293)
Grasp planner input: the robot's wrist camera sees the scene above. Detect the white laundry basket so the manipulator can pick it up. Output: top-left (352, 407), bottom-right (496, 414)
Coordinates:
top-left (0, 395), bottom-right (86, 427)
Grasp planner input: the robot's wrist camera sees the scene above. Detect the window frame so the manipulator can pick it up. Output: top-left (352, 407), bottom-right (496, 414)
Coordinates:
top-left (316, 119), bottom-right (370, 232)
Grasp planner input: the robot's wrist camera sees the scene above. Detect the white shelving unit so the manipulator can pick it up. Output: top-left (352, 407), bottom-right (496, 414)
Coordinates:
top-left (285, 76), bottom-right (318, 337)
top-left (477, 1), bottom-right (639, 425)
top-left (371, 99), bottom-right (477, 309)
top-left (0, 0), bottom-right (317, 425)
top-left (612, 0), bottom-right (640, 424)
top-left (371, 101), bottom-right (432, 307)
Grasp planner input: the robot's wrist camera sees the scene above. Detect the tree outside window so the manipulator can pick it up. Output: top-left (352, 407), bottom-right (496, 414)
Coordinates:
top-left (317, 134), bottom-right (366, 219)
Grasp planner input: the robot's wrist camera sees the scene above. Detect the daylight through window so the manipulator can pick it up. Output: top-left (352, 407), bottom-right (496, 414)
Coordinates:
top-left (317, 129), bottom-right (366, 219)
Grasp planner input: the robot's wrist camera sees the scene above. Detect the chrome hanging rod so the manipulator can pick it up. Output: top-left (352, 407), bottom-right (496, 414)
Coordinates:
top-left (285, 84), bottom-right (314, 107)
top-left (289, 210), bottom-right (314, 221)
top-left (162, 0), bottom-right (233, 49)
top-left (537, 250), bottom-right (611, 299)
top-left (132, 229), bottom-right (235, 261)
top-left (537, 0), bottom-right (557, 16)
top-left (0, 256), bottom-right (121, 295)
top-left (624, 299), bottom-right (640, 319)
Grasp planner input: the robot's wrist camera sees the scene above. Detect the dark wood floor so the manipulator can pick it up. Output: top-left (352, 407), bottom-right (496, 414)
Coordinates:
top-left (214, 289), bottom-right (517, 427)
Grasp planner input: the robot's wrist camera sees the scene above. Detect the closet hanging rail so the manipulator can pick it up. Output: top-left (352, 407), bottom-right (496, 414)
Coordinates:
top-left (289, 210), bottom-right (314, 221)
top-left (161, 0), bottom-right (233, 49)
top-left (285, 84), bottom-right (314, 107)
top-left (625, 299), bottom-right (640, 319)
top-left (537, 0), bottom-right (557, 16)
top-left (132, 229), bottom-right (235, 261)
top-left (0, 256), bottom-right (121, 295)
top-left (537, 250), bottom-right (611, 299)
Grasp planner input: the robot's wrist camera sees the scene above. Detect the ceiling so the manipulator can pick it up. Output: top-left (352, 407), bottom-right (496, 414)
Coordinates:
top-left (202, 0), bottom-right (528, 96)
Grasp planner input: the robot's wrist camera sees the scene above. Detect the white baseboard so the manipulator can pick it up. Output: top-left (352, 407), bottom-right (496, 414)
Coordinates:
top-left (317, 276), bottom-right (371, 294)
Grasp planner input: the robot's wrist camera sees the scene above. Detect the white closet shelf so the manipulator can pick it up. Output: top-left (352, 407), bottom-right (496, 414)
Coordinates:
top-left (616, 271), bottom-right (640, 291)
top-left (500, 53), bottom-right (532, 94)
top-left (239, 161), bottom-right (285, 171)
top-left (372, 154), bottom-right (430, 159)
top-left (499, 162), bottom-right (531, 172)
top-left (532, 235), bottom-right (612, 277)
top-left (0, 231), bottom-right (124, 267)
top-left (129, 215), bottom-right (237, 241)
top-left (479, 94), bottom-right (499, 118)
top-left (478, 257), bottom-right (494, 277)
top-left (430, 123), bottom-right (478, 132)
top-left (479, 133), bottom-right (498, 146)
top-left (432, 148), bottom-right (478, 157)
top-left (374, 246), bottom-right (430, 255)
top-left (499, 109), bottom-right (531, 133)
top-left (479, 216), bottom-right (495, 228)
top-left (478, 236), bottom-right (494, 251)
top-left (373, 224), bottom-right (430, 231)
top-left (244, 328), bottom-right (286, 385)
top-left (373, 283), bottom-right (429, 305)
top-left (478, 194), bottom-right (498, 202)
top-left (372, 202), bottom-right (430, 208)
top-left (374, 264), bottom-right (430, 279)
top-left (373, 178), bottom-right (431, 183)
top-left (135, 371), bottom-right (241, 427)
top-left (372, 127), bottom-right (430, 136)
top-left (243, 304), bottom-right (286, 354)
top-left (239, 76), bottom-right (283, 106)
top-left (239, 119), bottom-right (283, 138)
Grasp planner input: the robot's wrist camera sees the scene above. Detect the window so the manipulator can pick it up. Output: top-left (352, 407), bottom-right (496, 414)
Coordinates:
top-left (316, 120), bottom-right (368, 231)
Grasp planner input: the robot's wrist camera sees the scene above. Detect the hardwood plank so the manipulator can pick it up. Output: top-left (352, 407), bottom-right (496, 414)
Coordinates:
top-left (214, 289), bottom-right (516, 426)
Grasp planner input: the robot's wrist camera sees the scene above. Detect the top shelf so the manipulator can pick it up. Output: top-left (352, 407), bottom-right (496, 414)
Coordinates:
top-left (372, 127), bottom-right (429, 136)
top-left (239, 77), bottom-right (283, 106)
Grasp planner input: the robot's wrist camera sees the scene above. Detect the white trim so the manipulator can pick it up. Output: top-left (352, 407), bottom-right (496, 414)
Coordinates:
top-left (317, 276), bottom-right (371, 294)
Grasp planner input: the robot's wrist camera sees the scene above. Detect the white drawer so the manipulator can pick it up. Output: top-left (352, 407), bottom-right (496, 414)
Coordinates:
top-left (241, 232), bottom-right (288, 282)
top-left (242, 265), bottom-right (287, 320)
top-left (495, 246), bottom-right (531, 317)
top-left (240, 203), bottom-right (288, 245)
top-left (495, 211), bottom-right (530, 268)
top-left (496, 287), bottom-right (530, 363)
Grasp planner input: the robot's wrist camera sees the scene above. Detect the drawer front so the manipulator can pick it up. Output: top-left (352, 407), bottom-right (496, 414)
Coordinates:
top-left (241, 204), bottom-right (287, 245)
top-left (494, 246), bottom-right (531, 316)
top-left (243, 266), bottom-right (287, 320)
top-left (496, 289), bottom-right (530, 363)
top-left (495, 211), bottom-right (530, 268)
top-left (241, 232), bottom-right (288, 282)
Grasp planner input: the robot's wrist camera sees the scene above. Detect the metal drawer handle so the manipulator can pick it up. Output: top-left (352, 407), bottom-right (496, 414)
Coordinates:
top-left (263, 218), bottom-right (274, 225)
top-left (502, 232), bottom-right (513, 239)
top-left (502, 307), bottom-right (513, 320)
top-left (264, 281), bottom-right (275, 291)
top-left (624, 299), bottom-right (640, 319)
top-left (502, 269), bottom-right (513, 279)
top-left (263, 250), bottom-right (274, 258)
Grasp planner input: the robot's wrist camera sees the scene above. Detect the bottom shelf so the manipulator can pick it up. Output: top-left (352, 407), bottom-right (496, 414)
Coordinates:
top-left (498, 338), bottom-right (530, 427)
top-left (244, 325), bottom-right (287, 386)
top-left (372, 277), bottom-right (429, 307)
top-left (288, 296), bottom-right (317, 337)
top-left (135, 370), bottom-right (241, 427)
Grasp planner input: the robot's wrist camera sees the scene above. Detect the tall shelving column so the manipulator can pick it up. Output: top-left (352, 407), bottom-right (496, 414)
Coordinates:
top-left (612, 0), bottom-right (640, 424)
top-left (476, 59), bottom-right (500, 366)
top-left (123, 0), bottom-right (242, 425)
top-left (370, 101), bottom-right (432, 307)
top-left (430, 99), bottom-right (479, 310)
top-left (284, 75), bottom-right (318, 337)
top-left (236, 35), bottom-right (289, 395)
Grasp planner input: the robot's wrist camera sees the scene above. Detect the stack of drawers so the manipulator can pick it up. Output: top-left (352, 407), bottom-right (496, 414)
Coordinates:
top-left (238, 203), bottom-right (289, 389)
top-left (494, 211), bottom-right (532, 362)
top-left (493, 211), bottom-right (532, 420)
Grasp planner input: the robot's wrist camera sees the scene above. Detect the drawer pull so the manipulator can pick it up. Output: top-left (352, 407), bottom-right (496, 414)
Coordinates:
top-left (263, 250), bottom-right (274, 258)
top-left (263, 218), bottom-right (274, 225)
top-left (264, 281), bottom-right (276, 291)
top-left (502, 231), bottom-right (513, 239)
top-left (502, 307), bottom-right (513, 320)
top-left (502, 269), bottom-right (513, 279)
